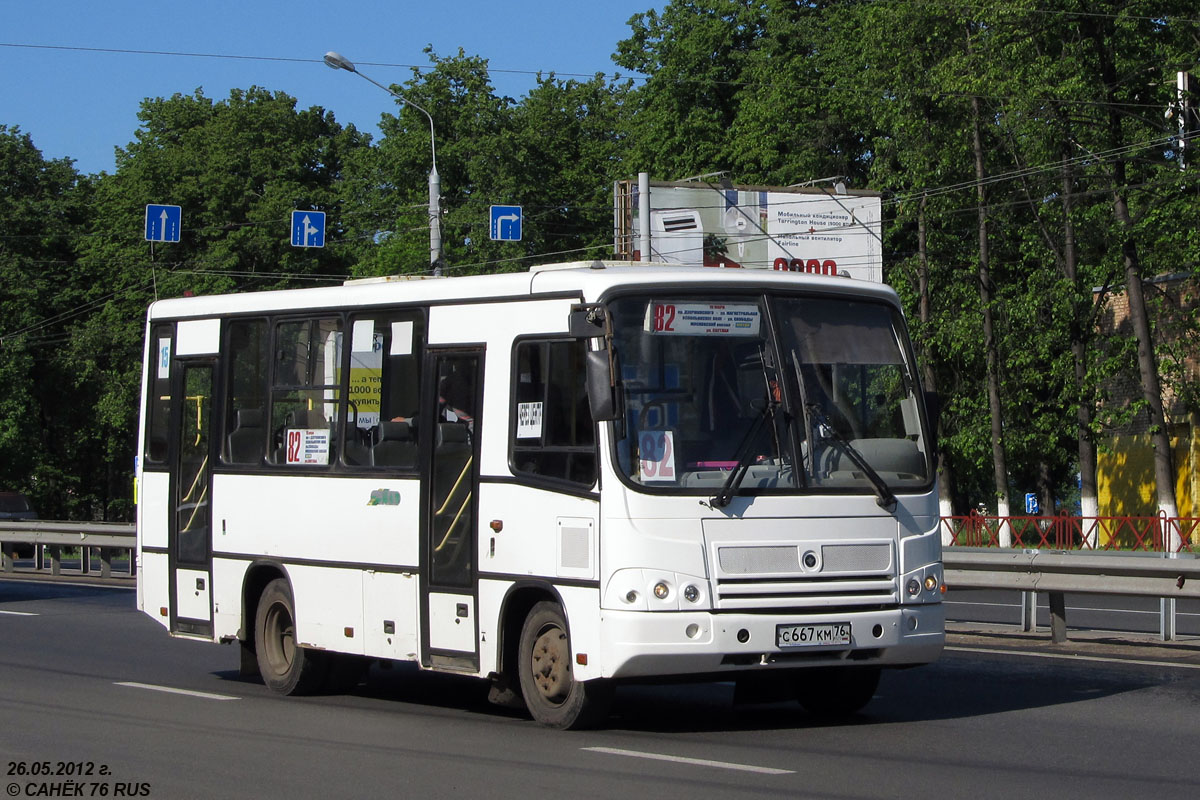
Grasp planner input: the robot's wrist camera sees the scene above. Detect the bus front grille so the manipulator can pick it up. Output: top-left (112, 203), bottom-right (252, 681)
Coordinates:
top-left (713, 575), bottom-right (898, 610)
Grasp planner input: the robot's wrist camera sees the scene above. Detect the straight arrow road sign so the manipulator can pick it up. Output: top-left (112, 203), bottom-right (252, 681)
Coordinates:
top-left (144, 204), bottom-right (182, 243)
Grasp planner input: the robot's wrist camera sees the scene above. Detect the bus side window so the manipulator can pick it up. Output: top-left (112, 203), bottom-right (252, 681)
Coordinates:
top-left (222, 319), bottom-right (268, 466)
top-left (344, 311), bottom-right (425, 469)
top-left (509, 339), bottom-right (596, 486)
top-left (145, 324), bottom-right (173, 464)
top-left (269, 317), bottom-right (342, 467)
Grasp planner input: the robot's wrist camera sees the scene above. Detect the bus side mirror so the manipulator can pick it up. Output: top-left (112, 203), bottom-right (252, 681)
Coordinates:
top-left (569, 304), bottom-right (606, 339)
top-left (586, 349), bottom-right (620, 422)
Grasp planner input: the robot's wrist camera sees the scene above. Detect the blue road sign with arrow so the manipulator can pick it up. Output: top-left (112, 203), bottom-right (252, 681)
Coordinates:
top-left (145, 204), bottom-right (182, 243)
top-left (291, 210), bottom-right (326, 248)
top-left (490, 205), bottom-right (522, 241)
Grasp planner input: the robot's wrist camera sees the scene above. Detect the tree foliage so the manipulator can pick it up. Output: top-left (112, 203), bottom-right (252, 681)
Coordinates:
top-left (2, 2), bottom-right (1198, 520)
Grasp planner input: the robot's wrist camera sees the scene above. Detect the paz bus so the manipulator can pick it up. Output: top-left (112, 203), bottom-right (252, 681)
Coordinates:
top-left (135, 260), bottom-right (944, 729)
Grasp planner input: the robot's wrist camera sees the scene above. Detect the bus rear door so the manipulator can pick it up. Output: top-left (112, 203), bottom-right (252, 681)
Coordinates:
top-left (420, 348), bottom-right (483, 671)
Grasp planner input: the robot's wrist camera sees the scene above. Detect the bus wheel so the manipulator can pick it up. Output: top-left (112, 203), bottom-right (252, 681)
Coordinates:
top-left (517, 601), bottom-right (612, 729)
top-left (795, 666), bottom-right (881, 717)
top-left (255, 578), bottom-right (328, 695)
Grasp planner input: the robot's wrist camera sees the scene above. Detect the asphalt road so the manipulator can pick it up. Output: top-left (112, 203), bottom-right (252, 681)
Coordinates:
top-left (3, 577), bottom-right (1199, 800)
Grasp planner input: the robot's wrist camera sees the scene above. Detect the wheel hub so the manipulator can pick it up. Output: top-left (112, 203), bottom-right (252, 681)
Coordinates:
top-left (531, 625), bottom-right (570, 703)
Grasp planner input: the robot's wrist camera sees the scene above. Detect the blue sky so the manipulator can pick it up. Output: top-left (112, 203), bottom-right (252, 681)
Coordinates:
top-left (2, 1), bottom-right (660, 175)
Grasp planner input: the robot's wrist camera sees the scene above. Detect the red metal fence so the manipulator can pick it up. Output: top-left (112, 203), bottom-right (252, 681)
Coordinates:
top-left (941, 512), bottom-right (1200, 554)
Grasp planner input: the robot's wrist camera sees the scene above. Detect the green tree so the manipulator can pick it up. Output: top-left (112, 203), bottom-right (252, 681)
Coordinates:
top-left (344, 50), bottom-right (631, 276)
top-left (0, 126), bottom-right (94, 517)
top-left (64, 88), bottom-right (370, 519)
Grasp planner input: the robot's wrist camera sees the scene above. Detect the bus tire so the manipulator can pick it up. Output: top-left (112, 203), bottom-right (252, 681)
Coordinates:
top-left (254, 578), bottom-right (328, 695)
top-left (517, 601), bottom-right (612, 729)
top-left (795, 666), bottom-right (881, 717)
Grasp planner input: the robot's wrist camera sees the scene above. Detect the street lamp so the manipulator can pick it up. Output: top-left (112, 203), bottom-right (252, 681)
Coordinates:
top-left (323, 50), bottom-right (443, 275)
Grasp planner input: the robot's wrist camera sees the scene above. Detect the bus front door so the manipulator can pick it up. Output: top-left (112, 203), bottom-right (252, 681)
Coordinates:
top-left (420, 349), bottom-right (482, 671)
top-left (169, 361), bottom-right (215, 637)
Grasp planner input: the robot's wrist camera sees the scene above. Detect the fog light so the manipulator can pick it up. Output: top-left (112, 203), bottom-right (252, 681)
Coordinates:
top-left (682, 584), bottom-right (699, 603)
top-left (924, 575), bottom-right (939, 592)
top-left (906, 578), bottom-right (921, 597)
top-left (653, 581), bottom-right (670, 599)
top-left (685, 623), bottom-right (700, 639)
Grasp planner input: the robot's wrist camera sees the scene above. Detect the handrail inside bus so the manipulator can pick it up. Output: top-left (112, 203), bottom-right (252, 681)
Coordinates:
top-left (433, 457), bottom-right (472, 518)
top-left (434, 491), bottom-right (472, 554)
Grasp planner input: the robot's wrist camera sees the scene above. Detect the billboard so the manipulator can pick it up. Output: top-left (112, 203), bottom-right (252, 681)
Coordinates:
top-left (617, 180), bottom-right (884, 282)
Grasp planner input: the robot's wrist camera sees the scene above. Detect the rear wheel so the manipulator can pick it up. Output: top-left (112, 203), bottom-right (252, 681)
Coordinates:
top-left (517, 601), bottom-right (612, 729)
top-left (254, 578), bottom-right (328, 695)
top-left (795, 666), bottom-right (881, 717)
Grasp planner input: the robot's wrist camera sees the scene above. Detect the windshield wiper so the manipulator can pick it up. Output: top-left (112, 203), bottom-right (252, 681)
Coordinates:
top-left (709, 399), bottom-right (773, 509)
top-left (807, 403), bottom-right (897, 513)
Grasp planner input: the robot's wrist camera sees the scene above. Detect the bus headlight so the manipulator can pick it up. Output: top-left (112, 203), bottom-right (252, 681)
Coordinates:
top-left (603, 570), bottom-right (711, 611)
top-left (906, 578), bottom-right (921, 597)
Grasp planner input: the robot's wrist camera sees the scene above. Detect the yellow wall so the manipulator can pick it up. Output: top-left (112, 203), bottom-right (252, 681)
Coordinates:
top-left (1098, 426), bottom-right (1198, 518)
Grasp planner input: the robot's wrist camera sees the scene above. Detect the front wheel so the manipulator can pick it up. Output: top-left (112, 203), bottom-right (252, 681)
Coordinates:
top-left (517, 601), bottom-right (612, 729)
top-left (795, 666), bottom-right (881, 717)
top-left (254, 578), bottom-right (328, 695)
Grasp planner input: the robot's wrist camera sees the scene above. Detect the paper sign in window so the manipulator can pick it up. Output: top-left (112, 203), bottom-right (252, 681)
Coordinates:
top-left (285, 428), bottom-right (330, 465)
top-left (157, 338), bottom-right (171, 380)
top-left (351, 319), bottom-right (375, 353)
top-left (390, 320), bottom-right (414, 356)
top-left (517, 402), bottom-right (543, 439)
top-left (639, 430), bottom-right (677, 482)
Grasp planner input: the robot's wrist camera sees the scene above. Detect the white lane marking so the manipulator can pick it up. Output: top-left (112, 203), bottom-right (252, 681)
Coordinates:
top-left (115, 681), bottom-right (240, 700)
top-left (583, 746), bottom-right (794, 775)
top-left (0, 610), bottom-right (38, 616)
top-left (946, 646), bottom-right (1200, 670)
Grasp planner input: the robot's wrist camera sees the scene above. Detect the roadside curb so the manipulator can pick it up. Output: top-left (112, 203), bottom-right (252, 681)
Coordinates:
top-left (946, 622), bottom-right (1200, 667)
top-left (0, 571), bottom-right (134, 589)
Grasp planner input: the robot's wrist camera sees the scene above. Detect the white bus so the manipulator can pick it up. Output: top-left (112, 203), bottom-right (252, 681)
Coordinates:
top-left (136, 261), bottom-right (944, 728)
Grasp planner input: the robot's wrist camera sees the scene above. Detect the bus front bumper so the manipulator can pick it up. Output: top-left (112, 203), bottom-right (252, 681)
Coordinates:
top-left (597, 604), bottom-right (944, 680)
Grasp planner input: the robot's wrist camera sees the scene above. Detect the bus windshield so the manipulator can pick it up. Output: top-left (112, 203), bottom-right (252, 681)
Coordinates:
top-left (609, 293), bottom-right (931, 497)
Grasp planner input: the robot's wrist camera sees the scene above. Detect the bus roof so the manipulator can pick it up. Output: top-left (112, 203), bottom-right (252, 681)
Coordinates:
top-left (145, 260), bottom-right (901, 321)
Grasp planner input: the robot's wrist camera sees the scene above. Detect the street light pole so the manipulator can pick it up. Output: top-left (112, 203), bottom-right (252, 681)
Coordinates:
top-left (324, 51), bottom-right (442, 275)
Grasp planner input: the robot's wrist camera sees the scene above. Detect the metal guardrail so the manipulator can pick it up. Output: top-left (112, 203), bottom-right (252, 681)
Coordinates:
top-left (0, 520), bottom-right (136, 579)
top-left (944, 547), bottom-right (1200, 642)
top-left (941, 512), bottom-right (1200, 553)
top-left (4, 520), bottom-right (1197, 643)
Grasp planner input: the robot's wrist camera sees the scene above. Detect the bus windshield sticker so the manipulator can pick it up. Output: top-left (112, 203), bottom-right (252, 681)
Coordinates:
top-left (517, 401), bottom-right (543, 439)
top-left (639, 430), bottom-right (677, 482)
top-left (643, 302), bottom-right (761, 337)
top-left (390, 320), bottom-right (414, 356)
top-left (285, 428), bottom-right (330, 465)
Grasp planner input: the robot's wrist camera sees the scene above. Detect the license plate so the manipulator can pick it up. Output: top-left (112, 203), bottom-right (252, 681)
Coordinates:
top-left (776, 622), bottom-right (851, 648)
